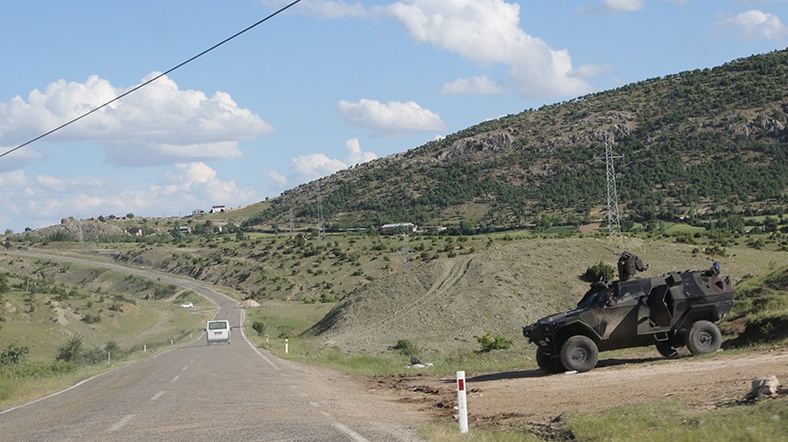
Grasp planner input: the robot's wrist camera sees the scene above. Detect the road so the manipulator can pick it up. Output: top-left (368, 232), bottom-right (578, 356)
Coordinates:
top-left (1, 251), bottom-right (424, 441)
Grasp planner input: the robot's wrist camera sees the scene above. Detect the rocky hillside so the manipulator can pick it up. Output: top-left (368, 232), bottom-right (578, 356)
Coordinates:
top-left (243, 49), bottom-right (787, 233)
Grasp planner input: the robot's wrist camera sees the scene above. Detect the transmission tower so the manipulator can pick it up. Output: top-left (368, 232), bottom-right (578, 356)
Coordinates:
top-left (603, 132), bottom-right (623, 236)
top-left (316, 181), bottom-right (325, 244)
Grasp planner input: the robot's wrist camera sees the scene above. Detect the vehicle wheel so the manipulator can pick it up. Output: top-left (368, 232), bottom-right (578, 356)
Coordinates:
top-left (687, 320), bottom-right (721, 355)
top-left (560, 336), bottom-right (598, 372)
top-left (536, 351), bottom-right (565, 374)
top-left (656, 341), bottom-right (685, 358)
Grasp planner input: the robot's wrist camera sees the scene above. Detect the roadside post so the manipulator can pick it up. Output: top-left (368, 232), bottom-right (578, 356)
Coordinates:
top-left (457, 371), bottom-right (468, 433)
top-left (285, 338), bottom-right (289, 354)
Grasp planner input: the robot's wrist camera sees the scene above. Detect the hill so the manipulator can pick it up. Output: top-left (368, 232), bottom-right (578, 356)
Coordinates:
top-left (4, 49), bottom-right (787, 360)
top-left (241, 49), bottom-right (787, 233)
top-left (10, 231), bottom-right (784, 357)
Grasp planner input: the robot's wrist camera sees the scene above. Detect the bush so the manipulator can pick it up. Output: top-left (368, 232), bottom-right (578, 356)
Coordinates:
top-left (252, 320), bottom-right (267, 336)
top-left (584, 261), bottom-right (615, 282)
top-left (82, 313), bottom-right (101, 323)
top-left (55, 335), bottom-right (84, 363)
top-left (474, 333), bottom-right (513, 353)
top-left (0, 342), bottom-right (29, 366)
top-left (392, 339), bottom-right (418, 356)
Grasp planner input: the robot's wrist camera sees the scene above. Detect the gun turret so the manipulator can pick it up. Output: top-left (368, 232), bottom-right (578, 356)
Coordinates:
top-left (617, 251), bottom-right (648, 281)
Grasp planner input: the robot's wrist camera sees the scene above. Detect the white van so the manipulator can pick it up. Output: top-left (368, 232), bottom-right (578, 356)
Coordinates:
top-left (206, 320), bottom-right (231, 345)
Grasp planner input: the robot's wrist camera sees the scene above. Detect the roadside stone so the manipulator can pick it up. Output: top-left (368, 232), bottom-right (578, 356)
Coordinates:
top-left (750, 375), bottom-right (780, 400)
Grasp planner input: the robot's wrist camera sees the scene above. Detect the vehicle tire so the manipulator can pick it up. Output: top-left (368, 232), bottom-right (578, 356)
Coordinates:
top-left (687, 320), bottom-right (722, 355)
top-left (536, 351), bottom-right (565, 374)
top-left (656, 341), bottom-right (686, 358)
top-left (560, 336), bottom-right (599, 372)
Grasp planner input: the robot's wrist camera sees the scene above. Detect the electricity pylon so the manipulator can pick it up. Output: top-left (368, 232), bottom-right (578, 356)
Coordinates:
top-left (603, 132), bottom-right (623, 236)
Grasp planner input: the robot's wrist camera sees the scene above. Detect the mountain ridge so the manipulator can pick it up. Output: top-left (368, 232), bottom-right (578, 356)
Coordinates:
top-left (242, 49), bottom-right (787, 233)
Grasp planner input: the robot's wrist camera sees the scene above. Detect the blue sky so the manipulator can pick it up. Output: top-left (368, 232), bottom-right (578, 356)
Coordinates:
top-left (1, 0), bottom-right (786, 233)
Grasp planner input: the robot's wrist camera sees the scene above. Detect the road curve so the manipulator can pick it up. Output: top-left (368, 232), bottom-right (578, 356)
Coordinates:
top-left (1, 250), bottom-right (424, 441)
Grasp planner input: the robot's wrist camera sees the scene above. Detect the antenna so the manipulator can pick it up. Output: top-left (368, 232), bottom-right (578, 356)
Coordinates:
top-left (603, 132), bottom-right (623, 236)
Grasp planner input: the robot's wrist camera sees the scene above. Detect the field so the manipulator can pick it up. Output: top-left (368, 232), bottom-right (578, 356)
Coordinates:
top-left (2, 231), bottom-right (786, 440)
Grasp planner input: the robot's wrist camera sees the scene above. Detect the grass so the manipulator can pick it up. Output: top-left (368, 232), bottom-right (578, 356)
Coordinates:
top-left (0, 253), bottom-right (214, 409)
top-left (567, 397), bottom-right (788, 442)
top-left (420, 423), bottom-right (544, 442)
top-left (2, 232), bottom-right (786, 440)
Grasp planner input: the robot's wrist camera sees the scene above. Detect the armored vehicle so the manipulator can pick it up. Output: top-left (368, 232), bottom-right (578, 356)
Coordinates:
top-left (523, 252), bottom-right (735, 373)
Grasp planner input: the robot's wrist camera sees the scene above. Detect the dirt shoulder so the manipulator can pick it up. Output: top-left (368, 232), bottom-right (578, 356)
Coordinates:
top-left (369, 348), bottom-right (788, 430)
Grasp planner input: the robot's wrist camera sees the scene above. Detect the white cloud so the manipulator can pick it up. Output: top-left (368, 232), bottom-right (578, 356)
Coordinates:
top-left (261, 0), bottom-right (366, 18)
top-left (571, 63), bottom-right (617, 78)
top-left (0, 170), bottom-right (30, 188)
top-left (0, 147), bottom-right (44, 172)
top-left (0, 162), bottom-right (260, 231)
top-left (438, 76), bottom-right (509, 95)
top-left (337, 98), bottom-right (445, 136)
top-left (376, 0), bottom-right (594, 100)
top-left (292, 153), bottom-right (348, 178)
top-left (343, 137), bottom-right (378, 164)
top-left (267, 137), bottom-right (378, 189)
top-left (0, 73), bottom-right (274, 167)
top-left (715, 10), bottom-right (788, 41)
top-left (578, 0), bottom-right (646, 13)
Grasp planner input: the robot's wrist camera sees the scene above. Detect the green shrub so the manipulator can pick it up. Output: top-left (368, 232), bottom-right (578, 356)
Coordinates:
top-left (392, 339), bottom-right (418, 356)
top-left (55, 335), bottom-right (83, 363)
top-left (0, 342), bottom-right (29, 366)
top-left (474, 333), bottom-right (513, 352)
top-left (252, 320), bottom-right (267, 336)
top-left (82, 312), bottom-right (101, 323)
top-left (584, 261), bottom-right (615, 282)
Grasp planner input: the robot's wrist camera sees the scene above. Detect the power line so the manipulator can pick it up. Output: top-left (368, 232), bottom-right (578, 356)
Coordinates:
top-left (0, 0), bottom-right (302, 160)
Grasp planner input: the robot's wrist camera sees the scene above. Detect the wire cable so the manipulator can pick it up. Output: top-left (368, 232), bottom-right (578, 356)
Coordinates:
top-left (0, 0), bottom-right (301, 159)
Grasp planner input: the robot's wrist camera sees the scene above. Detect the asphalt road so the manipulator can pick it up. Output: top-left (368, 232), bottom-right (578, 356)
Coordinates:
top-left (1, 250), bottom-right (423, 441)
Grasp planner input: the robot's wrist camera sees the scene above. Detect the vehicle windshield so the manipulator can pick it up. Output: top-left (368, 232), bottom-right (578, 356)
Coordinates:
top-left (208, 321), bottom-right (228, 330)
top-left (577, 284), bottom-right (615, 309)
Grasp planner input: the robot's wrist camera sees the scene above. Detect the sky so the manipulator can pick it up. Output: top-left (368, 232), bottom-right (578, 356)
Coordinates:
top-left (1, 0), bottom-right (786, 233)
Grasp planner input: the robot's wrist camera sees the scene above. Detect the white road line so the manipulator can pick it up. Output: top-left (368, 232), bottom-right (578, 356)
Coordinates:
top-left (108, 414), bottom-right (136, 432)
top-left (333, 423), bottom-right (369, 442)
top-left (182, 365), bottom-right (189, 371)
top-left (240, 313), bottom-right (278, 370)
top-left (170, 375), bottom-right (179, 383)
top-left (0, 372), bottom-right (108, 415)
top-left (150, 391), bottom-right (165, 401)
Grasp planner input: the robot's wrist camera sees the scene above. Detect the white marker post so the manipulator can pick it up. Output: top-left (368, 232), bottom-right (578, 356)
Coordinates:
top-left (457, 371), bottom-right (468, 434)
top-left (285, 338), bottom-right (289, 354)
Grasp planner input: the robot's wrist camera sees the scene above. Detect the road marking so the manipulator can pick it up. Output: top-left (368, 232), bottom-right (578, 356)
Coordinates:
top-left (108, 414), bottom-right (136, 432)
top-left (0, 372), bottom-right (109, 415)
top-left (333, 423), bottom-right (369, 442)
top-left (170, 375), bottom-right (179, 383)
top-left (241, 323), bottom-right (279, 370)
top-left (151, 391), bottom-right (165, 401)
top-left (182, 365), bottom-right (189, 371)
